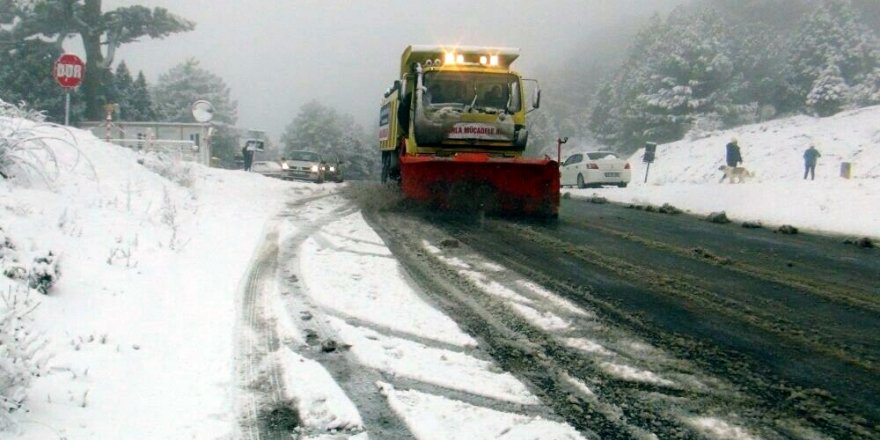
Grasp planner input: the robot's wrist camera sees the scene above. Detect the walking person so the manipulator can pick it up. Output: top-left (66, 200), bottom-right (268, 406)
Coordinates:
top-left (803, 145), bottom-right (821, 180)
top-left (242, 145), bottom-right (254, 171)
top-left (726, 138), bottom-right (743, 167)
top-left (720, 138), bottom-right (743, 182)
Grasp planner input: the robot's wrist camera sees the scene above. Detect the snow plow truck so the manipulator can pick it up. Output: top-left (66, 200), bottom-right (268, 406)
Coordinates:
top-left (379, 45), bottom-right (559, 216)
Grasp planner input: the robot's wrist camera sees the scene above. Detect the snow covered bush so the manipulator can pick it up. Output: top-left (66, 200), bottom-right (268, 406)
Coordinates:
top-left (137, 151), bottom-right (195, 188)
top-left (0, 287), bottom-right (49, 431)
top-left (0, 99), bottom-right (46, 123)
top-left (0, 229), bottom-right (26, 282)
top-left (1, 105), bottom-right (94, 186)
top-left (806, 64), bottom-right (850, 116)
top-left (27, 251), bottom-right (59, 295)
top-left (849, 68), bottom-right (880, 107)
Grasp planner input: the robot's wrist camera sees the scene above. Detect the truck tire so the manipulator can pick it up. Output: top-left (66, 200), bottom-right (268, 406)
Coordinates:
top-left (381, 151), bottom-right (390, 183)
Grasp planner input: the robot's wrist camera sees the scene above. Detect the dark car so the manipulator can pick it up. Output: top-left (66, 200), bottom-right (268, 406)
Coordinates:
top-left (322, 154), bottom-right (344, 183)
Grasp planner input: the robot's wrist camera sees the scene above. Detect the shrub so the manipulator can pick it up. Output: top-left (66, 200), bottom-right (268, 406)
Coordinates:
top-left (28, 252), bottom-right (59, 295)
top-left (1, 101), bottom-right (95, 186)
top-left (0, 288), bottom-right (49, 431)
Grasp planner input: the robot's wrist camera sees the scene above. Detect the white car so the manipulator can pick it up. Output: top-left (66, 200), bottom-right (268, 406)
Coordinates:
top-left (561, 151), bottom-right (631, 188)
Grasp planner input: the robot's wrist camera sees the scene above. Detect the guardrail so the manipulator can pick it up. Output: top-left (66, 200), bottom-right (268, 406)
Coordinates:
top-left (108, 138), bottom-right (202, 163)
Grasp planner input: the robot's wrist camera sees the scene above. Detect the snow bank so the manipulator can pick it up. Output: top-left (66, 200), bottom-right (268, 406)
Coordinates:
top-left (571, 106), bottom-right (880, 238)
top-left (1, 118), bottom-right (314, 438)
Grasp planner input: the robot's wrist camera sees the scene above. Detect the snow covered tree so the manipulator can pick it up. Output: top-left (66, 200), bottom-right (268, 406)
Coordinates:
top-left (152, 58), bottom-right (236, 125)
top-left (111, 61), bottom-right (132, 117)
top-left (849, 67), bottom-right (880, 106)
top-left (7, 0), bottom-right (194, 119)
top-left (806, 63), bottom-right (849, 116)
top-left (786, 0), bottom-right (880, 113)
top-left (281, 100), bottom-right (377, 180)
top-left (590, 8), bottom-right (749, 152)
top-left (111, 62), bottom-right (154, 121)
top-left (152, 58), bottom-right (238, 161)
top-left (0, 39), bottom-right (71, 123)
top-left (127, 71), bottom-right (155, 121)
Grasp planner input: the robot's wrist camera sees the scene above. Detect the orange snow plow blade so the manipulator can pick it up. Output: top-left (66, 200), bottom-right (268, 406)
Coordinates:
top-left (400, 153), bottom-right (560, 217)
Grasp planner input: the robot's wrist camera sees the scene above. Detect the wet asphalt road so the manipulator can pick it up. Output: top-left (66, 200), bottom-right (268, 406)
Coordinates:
top-left (363, 194), bottom-right (880, 439)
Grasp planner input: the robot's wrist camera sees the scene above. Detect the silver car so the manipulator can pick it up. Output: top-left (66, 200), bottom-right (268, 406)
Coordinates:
top-left (282, 151), bottom-right (324, 183)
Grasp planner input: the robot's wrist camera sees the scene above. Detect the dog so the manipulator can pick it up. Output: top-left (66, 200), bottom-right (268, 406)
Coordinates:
top-left (718, 165), bottom-right (755, 183)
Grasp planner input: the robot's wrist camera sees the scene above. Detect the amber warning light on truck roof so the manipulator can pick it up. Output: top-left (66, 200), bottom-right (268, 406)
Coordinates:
top-left (443, 52), bottom-right (500, 66)
top-left (403, 45), bottom-right (519, 71)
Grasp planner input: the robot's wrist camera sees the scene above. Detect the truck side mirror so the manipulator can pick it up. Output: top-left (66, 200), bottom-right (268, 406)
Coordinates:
top-left (532, 88), bottom-right (541, 109)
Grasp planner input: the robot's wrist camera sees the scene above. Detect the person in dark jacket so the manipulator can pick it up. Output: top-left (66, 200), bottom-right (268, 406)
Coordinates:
top-left (720, 138), bottom-right (744, 182)
top-left (803, 145), bottom-right (821, 180)
top-left (726, 138), bottom-right (743, 167)
top-left (242, 145), bottom-right (254, 171)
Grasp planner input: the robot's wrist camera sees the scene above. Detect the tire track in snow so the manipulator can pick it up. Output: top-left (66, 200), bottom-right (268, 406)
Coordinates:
top-left (236, 191), bottom-right (340, 440)
top-left (276, 196), bottom-right (414, 439)
top-left (237, 227), bottom-right (291, 440)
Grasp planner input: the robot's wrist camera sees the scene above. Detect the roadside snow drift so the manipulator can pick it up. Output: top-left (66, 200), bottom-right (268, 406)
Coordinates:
top-left (567, 105), bottom-right (880, 238)
top-left (0, 117), bottom-right (320, 438)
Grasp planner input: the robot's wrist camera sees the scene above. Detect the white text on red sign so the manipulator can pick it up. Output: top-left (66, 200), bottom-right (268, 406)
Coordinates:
top-left (56, 64), bottom-right (83, 79)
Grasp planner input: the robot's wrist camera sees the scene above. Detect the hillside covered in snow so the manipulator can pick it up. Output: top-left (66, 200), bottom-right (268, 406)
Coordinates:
top-left (569, 105), bottom-right (880, 239)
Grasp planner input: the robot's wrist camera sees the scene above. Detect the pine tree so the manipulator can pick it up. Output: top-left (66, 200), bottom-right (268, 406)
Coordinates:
top-left (112, 61), bottom-right (134, 120)
top-left (127, 72), bottom-right (155, 121)
top-left (0, 39), bottom-right (69, 123)
top-left (786, 0), bottom-right (880, 112)
top-left (6, 1), bottom-right (194, 119)
top-left (152, 58), bottom-right (237, 125)
top-left (806, 63), bottom-right (849, 116)
top-left (591, 7), bottom-right (743, 152)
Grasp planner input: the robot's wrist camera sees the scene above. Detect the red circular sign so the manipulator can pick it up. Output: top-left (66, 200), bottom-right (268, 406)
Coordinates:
top-left (53, 54), bottom-right (85, 88)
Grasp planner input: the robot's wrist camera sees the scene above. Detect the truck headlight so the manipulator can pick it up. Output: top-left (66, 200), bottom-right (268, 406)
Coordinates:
top-left (310, 164), bottom-right (319, 172)
top-left (329, 166), bottom-right (335, 172)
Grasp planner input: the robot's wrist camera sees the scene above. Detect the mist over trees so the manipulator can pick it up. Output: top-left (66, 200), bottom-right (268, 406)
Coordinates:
top-left (4, 1), bottom-right (878, 167)
top-left (281, 101), bottom-right (378, 180)
top-left (537, 0), bottom-right (880, 155)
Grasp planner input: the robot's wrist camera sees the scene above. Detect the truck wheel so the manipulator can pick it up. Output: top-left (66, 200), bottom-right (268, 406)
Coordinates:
top-left (577, 174), bottom-right (586, 189)
top-left (381, 151), bottom-right (390, 183)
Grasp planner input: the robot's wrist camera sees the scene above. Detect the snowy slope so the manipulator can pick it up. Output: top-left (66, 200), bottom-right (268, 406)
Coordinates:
top-left (3, 105), bottom-right (879, 439)
top-left (567, 105), bottom-right (880, 238)
top-left (0, 118), bottom-right (319, 438)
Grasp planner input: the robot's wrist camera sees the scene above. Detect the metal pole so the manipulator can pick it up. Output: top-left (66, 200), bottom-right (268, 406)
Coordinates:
top-left (556, 137), bottom-right (568, 164)
top-left (644, 162), bottom-right (651, 183)
top-left (64, 91), bottom-right (70, 126)
top-left (105, 112), bottom-right (111, 142)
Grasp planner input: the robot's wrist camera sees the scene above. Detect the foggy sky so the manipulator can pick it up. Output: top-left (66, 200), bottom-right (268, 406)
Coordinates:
top-left (94, 0), bottom-right (683, 141)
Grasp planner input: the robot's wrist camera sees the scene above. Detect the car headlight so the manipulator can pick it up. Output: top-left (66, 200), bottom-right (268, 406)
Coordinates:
top-left (281, 163), bottom-right (289, 170)
top-left (329, 166), bottom-right (335, 172)
top-left (310, 164), bottom-right (319, 172)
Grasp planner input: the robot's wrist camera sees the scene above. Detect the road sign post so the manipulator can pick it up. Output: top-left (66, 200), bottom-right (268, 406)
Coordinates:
top-left (643, 142), bottom-right (657, 183)
top-left (53, 54), bottom-right (85, 126)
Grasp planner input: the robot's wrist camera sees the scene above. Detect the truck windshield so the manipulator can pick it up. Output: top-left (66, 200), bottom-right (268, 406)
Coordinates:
top-left (423, 72), bottom-right (521, 112)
